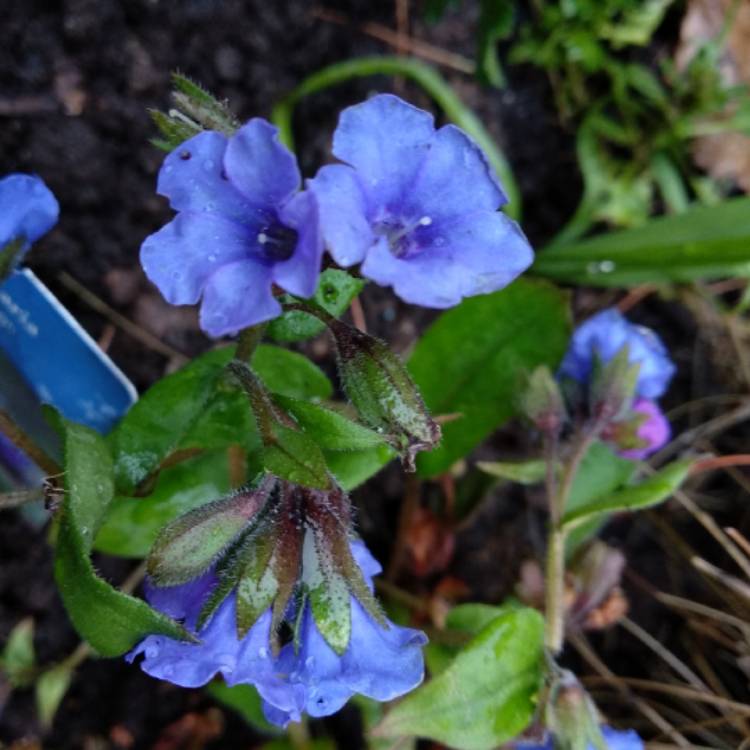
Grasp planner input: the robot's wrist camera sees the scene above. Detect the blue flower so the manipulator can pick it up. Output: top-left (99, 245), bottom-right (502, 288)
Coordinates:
top-left (127, 572), bottom-right (303, 718)
top-left (263, 542), bottom-right (427, 727)
top-left (0, 173), bottom-right (59, 253)
top-left (309, 94), bottom-right (533, 308)
top-left (128, 542), bottom-right (426, 727)
top-left (516, 726), bottom-right (643, 750)
top-left (140, 120), bottom-right (323, 337)
top-left (558, 308), bottom-right (675, 399)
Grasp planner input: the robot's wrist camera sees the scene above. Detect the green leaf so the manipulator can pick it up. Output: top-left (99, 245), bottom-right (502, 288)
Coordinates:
top-left (55, 419), bottom-right (189, 656)
top-left (476, 459), bottom-right (549, 485)
top-left (36, 664), bottom-right (73, 729)
top-left (0, 618), bottom-right (36, 687)
top-left (425, 603), bottom-right (513, 676)
top-left (95, 451), bottom-right (233, 558)
top-left (206, 681), bottom-right (281, 735)
top-left (354, 695), bottom-right (416, 750)
top-left (109, 344), bottom-right (330, 495)
top-left (563, 459), bottom-right (692, 531)
top-left (564, 442), bottom-right (636, 553)
top-left (108, 347), bottom-right (236, 494)
top-left (535, 197), bottom-right (750, 287)
top-left (253, 345), bottom-right (332, 400)
top-left (267, 269), bottom-right (365, 342)
top-left (263, 424), bottom-right (330, 490)
top-left (376, 607), bottom-right (544, 750)
top-left (324, 443), bottom-right (396, 491)
top-left (274, 396), bottom-right (386, 452)
top-left (409, 280), bottom-right (571, 477)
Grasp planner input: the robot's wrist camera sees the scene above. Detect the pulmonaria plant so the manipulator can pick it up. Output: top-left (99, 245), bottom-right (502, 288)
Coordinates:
top-left (128, 475), bottom-right (426, 726)
top-left (0, 173), bottom-right (59, 276)
top-left (558, 307), bottom-right (675, 458)
top-left (140, 120), bottom-right (322, 337)
top-left (310, 94), bottom-right (533, 307)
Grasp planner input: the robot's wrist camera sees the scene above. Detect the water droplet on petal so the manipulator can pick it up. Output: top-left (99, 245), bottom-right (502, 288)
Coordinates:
top-left (203, 159), bottom-right (215, 171)
top-left (434, 236), bottom-right (446, 247)
top-left (207, 253), bottom-right (217, 262)
top-left (258, 646), bottom-right (268, 659)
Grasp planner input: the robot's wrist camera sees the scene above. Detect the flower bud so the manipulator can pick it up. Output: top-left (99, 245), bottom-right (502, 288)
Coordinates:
top-left (605, 398), bottom-right (670, 460)
top-left (545, 670), bottom-right (605, 750)
top-left (522, 366), bottom-right (566, 435)
top-left (328, 319), bottom-right (440, 471)
top-left (589, 345), bottom-right (640, 425)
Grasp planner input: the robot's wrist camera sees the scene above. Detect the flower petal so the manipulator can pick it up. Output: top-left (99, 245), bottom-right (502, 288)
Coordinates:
top-left (288, 598), bottom-right (426, 718)
top-left (127, 591), bottom-right (242, 688)
top-left (400, 124), bottom-right (507, 221)
top-left (361, 212), bottom-right (533, 308)
top-left (0, 173), bottom-right (59, 248)
top-left (142, 572), bottom-right (216, 629)
top-left (157, 131), bottom-right (263, 225)
top-left (225, 119), bottom-right (300, 207)
top-left (140, 211), bottom-right (251, 306)
top-left (558, 309), bottom-right (675, 399)
top-left (273, 191), bottom-right (324, 298)
top-left (307, 164), bottom-right (374, 267)
top-left (199, 258), bottom-right (281, 336)
top-left (332, 94), bottom-right (435, 205)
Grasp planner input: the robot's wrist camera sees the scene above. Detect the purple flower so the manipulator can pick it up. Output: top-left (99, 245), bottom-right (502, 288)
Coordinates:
top-left (0, 173), bottom-right (59, 253)
top-left (140, 121), bottom-right (323, 337)
top-left (128, 542), bottom-right (425, 727)
top-left (559, 308), bottom-right (675, 400)
top-left (263, 542), bottom-right (427, 726)
top-left (309, 94), bottom-right (533, 308)
top-left (617, 398), bottom-right (670, 459)
top-left (516, 726), bottom-right (643, 750)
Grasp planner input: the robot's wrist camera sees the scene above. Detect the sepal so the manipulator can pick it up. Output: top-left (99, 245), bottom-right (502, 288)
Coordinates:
top-left (147, 476), bottom-right (273, 586)
top-left (544, 669), bottom-right (605, 750)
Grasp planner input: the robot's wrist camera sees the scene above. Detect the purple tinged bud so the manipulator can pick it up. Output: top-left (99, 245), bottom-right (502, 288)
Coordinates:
top-left (611, 398), bottom-right (670, 460)
top-left (328, 318), bottom-right (440, 470)
top-left (522, 366), bottom-right (566, 435)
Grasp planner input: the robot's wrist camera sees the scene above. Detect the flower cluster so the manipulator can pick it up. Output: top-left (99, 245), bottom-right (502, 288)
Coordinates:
top-left (558, 307), bottom-right (675, 458)
top-left (0, 173), bottom-right (58, 269)
top-left (141, 94), bottom-right (533, 337)
top-left (128, 476), bottom-right (426, 726)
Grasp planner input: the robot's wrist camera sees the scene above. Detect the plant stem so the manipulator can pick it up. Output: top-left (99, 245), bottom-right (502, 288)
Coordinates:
top-left (543, 429), bottom-right (597, 654)
top-left (270, 55), bottom-right (521, 219)
top-left (235, 323), bottom-right (266, 362)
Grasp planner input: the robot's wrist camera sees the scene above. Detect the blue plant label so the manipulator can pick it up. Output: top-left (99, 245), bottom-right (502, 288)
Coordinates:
top-left (0, 268), bottom-right (137, 432)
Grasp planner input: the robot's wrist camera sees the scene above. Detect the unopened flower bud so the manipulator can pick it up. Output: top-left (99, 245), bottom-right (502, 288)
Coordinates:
top-left (522, 366), bottom-right (566, 435)
top-left (605, 398), bottom-right (670, 460)
top-left (590, 346), bottom-right (640, 425)
top-left (545, 670), bottom-right (605, 750)
top-left (328, 319), bottom-right (440, 471)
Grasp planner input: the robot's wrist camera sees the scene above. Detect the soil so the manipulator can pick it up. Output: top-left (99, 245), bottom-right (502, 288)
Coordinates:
top-left (2, 2), bottom-right (748, 749)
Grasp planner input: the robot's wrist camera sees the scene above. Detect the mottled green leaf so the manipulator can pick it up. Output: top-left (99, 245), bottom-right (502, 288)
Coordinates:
top-left (263, 424), bottom-right (330, 490)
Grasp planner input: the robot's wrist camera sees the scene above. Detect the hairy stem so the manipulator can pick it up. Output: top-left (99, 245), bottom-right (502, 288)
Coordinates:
top-left (235, 323), bottom-right (267, 362)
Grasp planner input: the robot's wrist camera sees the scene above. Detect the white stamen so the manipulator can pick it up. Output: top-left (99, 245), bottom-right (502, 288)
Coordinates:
top-left (419, 216), bottom-right (432, 226)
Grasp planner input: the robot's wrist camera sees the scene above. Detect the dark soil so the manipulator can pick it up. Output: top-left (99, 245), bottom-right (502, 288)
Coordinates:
top-left (4, 2), bottom-right (747, 750)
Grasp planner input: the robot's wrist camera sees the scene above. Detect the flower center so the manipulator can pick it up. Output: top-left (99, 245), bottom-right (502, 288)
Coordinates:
top-left (376, 215), bottom-right (432, 257)
top-left (257, 221), bottom-right (298, 262)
